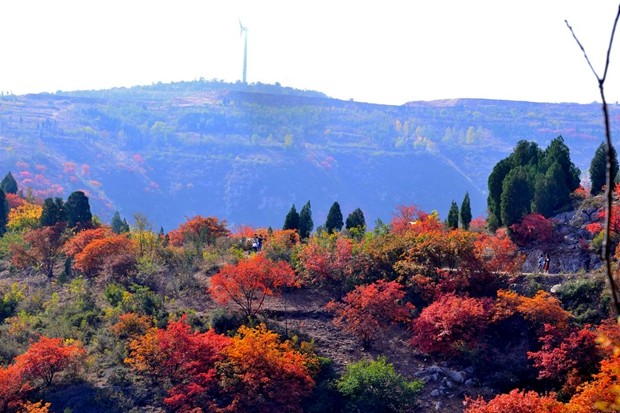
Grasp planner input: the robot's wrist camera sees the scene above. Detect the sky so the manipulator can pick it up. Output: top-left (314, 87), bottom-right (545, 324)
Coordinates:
top-left (1, 1), bottom-right (620, 105)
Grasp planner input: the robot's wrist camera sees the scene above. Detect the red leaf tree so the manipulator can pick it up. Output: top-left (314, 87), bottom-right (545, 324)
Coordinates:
top-left (327, 280), bottom-right (413, 348)
top-left (125, 316), bottom-right (230, 411)
top-left (10, 223), bottom-right (67, 278)
top-left (411, 293), bottom-right (493, 357)
top-left (73, 234), bottom-right (137, 277)
top-left (218, 324), bottom-right (317, 413)
top-left (209, 254), bottom-right (297, 318)
top-left (168, 215), bottom-right (230, 253)
top-left (464, 389), bottom-right (564, 413)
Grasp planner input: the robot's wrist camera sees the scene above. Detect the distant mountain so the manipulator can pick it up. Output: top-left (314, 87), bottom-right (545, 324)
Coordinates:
top-left (0, 80), bottom-right (616, 230)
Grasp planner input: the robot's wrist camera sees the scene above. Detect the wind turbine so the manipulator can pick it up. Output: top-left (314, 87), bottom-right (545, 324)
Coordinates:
top-left (239, 19), bottom-right (248, 84)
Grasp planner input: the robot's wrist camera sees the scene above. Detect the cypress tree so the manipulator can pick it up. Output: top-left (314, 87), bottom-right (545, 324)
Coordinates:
top-left (0, 172), bottom-right (18, 194)
top-left (299, 201), bottom-right (313, 239)
top-left (590, 142), bottom-right (618, 196)
top-left (65, 191), bottom-right (93, 229)
top-left (345, 208), bottom-right (366, 231)
top-left (111, 211), bottom-right (126, 234)
top-left (447, 201), bottom-right (459, 229)
top-left (500, 167), bottom-right (532, 227)
top-left (325, 201), bottom-right (344, 233)
top-left (460, 192), bottom-right (472, 230)
top-left (283, 204), bottom-right (300, 231)
top-left (40, 197), bottom-right (66, 227)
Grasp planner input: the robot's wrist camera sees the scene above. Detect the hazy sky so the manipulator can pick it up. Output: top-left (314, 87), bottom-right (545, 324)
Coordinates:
top-left (1, 1), bottom-right (619, 105)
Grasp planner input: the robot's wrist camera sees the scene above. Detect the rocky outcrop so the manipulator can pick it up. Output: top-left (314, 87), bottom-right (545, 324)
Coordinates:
top-left (520, 205), bottom-right (602, 274)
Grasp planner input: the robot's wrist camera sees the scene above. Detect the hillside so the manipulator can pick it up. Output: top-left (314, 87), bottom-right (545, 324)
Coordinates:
top-left (0, 80), bottom-right (617, 230)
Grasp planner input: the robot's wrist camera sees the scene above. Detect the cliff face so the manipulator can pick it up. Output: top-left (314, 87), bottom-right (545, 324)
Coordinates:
top-left (521, 202), bottom-right (603, 275)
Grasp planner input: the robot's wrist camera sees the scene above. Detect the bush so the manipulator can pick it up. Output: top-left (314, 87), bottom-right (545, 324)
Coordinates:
top-left (209, 308), bottom-right (245, 334)
top-left (337, 356), bottom-right (423, 413)
top-left (556, 276), bottom-right (610, 324)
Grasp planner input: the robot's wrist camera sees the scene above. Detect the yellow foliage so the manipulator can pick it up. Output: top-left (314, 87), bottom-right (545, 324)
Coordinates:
top-left (7, 203), bottom-right (43, 232)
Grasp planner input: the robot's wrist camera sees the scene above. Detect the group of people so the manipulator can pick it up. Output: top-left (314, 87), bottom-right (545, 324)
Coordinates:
top-left (252, 234), bottom-right (264, 253)
top-left (538, 253), bottom-right (550, 273)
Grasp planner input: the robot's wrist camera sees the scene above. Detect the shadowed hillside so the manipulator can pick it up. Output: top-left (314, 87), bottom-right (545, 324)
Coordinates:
top-left (0, 80), bottom-right (616, 229)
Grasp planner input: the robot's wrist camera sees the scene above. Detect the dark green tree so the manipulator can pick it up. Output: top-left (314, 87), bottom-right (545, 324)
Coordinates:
top-left (590, 142), bottom-right (618, 196)
top-left (283, 204), bottom-right (299, 231)
top-left (40, 197), bottom-right (66, 227)
top-left (111, 211), bottom-right (129, 234)
top-left (531, 174), bottom-right (555, 218)
top-left (487, 158), bottom-right (512, 227)
top-left (500, 167), bottom-right (532, 227)
top-left (64, 191), bottom-right (93, 229)
top-left (299, 201), bottom-right (313, 239)
top-left (0, 190), bottom-right (7, 235)
top-left (447, 201), bottom-right (459, 229)
top-left (0, 172), bottom-right (18, 194)
top-left (460, 192), bottom-right (472, 230)
top-left (345, 208), bottom-right (366, 231)
top-left (325, 202), bottom-right (344, 233)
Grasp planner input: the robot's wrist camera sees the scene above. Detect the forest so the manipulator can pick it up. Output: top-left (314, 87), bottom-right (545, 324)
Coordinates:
top-left (0, 128), bottom-right (619, 412)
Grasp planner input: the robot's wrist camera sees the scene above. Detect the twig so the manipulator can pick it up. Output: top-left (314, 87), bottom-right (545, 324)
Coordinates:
top-left (566, 5), bottom-right (620, 316)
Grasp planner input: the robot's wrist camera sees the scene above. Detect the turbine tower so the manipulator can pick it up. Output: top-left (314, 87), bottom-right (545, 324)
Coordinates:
top-left (239, 19), bottom-right (248, 84)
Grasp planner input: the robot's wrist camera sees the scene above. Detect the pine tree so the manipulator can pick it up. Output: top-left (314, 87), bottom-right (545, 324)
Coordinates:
top-left (447, 201), bottom-right (459, 229)
top-left (500, 167), bottom-right (532, 227)
top-left (460, 192), bottom-right (472, 230)
top-left (346, 208), bottom-right (366, 231)
top-left (65, 191), bottom-right (93, 229)
top-left (590, 142), bottom-right (618, 196)
top-left (111, 211), bottom-right (126, 234)
top-left (0, 172), bottom-right (18, 194)
top-left (325, 202), bottom-right (344, 233)
top-left (299, 201), bottom-right (313, 239)
top-left (40, 197), bottom-right (66, 227)
top-left (283, 204), bottom-right (300, 231)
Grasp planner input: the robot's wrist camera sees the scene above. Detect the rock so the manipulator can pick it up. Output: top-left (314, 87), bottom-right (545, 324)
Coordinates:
top-left (550, 283), bottom-right (562, 293)
top-left (430, 390), bottom-right (441, 397)
top-left (434, 401), bottom-right (443, 410)
top-left (465, 379), bottom-right (474, 386)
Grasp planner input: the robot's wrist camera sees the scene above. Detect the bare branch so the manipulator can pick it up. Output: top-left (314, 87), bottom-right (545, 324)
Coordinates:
top-left (567, 5), bottom-right (620, 316)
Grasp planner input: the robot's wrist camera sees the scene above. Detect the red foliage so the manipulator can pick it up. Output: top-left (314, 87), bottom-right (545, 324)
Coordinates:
top-left (391, 205), bottom-right (442, 235)
top-left (63, 227), bottom-right (112, 257)
top-left (327, 280), bottom-right (413, 348)
top-left (474, 228), bottom-right (523, 275)
top-left (296, 235), bottom-right (358, 296)
top-left (167, 215), bottom-right (230, 249)
top-left (464, 389), bottom-right (563, 413)
top-left (111, 313), bottom-right (152, 339)
top-left (126, 316), bottom-right (230, 411)
top-left (209, 254), bottom-right (297, 318)
top-left (411, 293), bottom-right (493, 356)
top-left (469, 216), bottom-right (488, 233)
top-left (73, 234), bottom-right (137, 277)
top-left (14, 336), bottom-right (86, 388)
top-left (528, 324), bottom-right (601, 396)
top-left (5, 193), bottom-right (25, 209)
top-left (493, 290), bottom-right (571, 331)
top-left (218, 324), bottom-right (317, 413)
top-left (566, 355), bottom-right (620, 412)
top-left (0, 364), bottom-right (30, 412)
top-left (10, 224), bottom-right (67, 278)
top-left (509, 213), bottom-right (556, 247)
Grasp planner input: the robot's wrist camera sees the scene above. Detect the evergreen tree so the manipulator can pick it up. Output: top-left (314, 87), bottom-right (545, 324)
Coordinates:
top-left (487, 158), bottom-right (512, 227)
top-left (299, 201), bottom-right (313, 239)
top-left (447, 201), bottom-right (459, 229)
top-left (111, 211), bottom-right (127, 234)
top-left (40, 197), bottom-right (66, 227)
top-left (531, 174), bottom-right (555, 218)
top-left (0, 172), bottom-right (18, 194)
top-left (590, 142), bottom-right (619, 196)
top-left (65, 191), bottom-right (93, 229)
top-left (460, 192), bottom-right (472, 230)
top-left (346, 208), bottom-right (366, 231)
top-left (500, 167), bottom-right (532, 227)
top-left (325, 202), bottom-right (344, 233)
top-left (0, 190), bottom-right (7, 235)
top-left (283, 204), bottom-right (300, 231)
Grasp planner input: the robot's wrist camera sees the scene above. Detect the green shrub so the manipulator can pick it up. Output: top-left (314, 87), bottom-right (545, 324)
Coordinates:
top-left (337, 356), bottom-right (423, 413)
top-left (209, 308), bottom-right (244, 334)
top-left (556, 276), bottom-right (610, 324)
